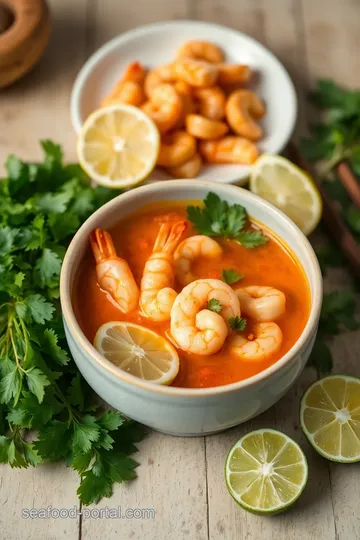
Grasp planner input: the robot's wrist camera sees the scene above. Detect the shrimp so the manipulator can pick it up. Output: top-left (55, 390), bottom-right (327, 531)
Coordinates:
top-left (173, 81), bottom-right (196, 127)
top-left (177, 40), bottom-right (224, 64)
top-left (186, 114), bottom-right (228, 140)
top-left (101, 81), bottom-right (145, 107)
top-left (199, 136), bottom-right (258, 164)
top-left (157, 131), bottom-right (196, 167)
top-left (167, 152), bottom-right (203, 178)
top-left (217, 64), bottom-right (252, 86)
top-left (235, 286), bottom-right (286, 322)
top-left (174, 236), bottom-right (223, 286)
top-left (159, 59), bottom-right (218, 88)
top-left (90, 229), bottom-right (139, 314)
top-left (144, 69), bottom-right (163, 97)
top-left (170, 279), bottom-right (240, 355)
top-left (142, 84), bottom-right (183, 133)
top-left (225, 90), bottom-right (266, 141)
top-left (193, 86), bottom-right (226, 121)
top-left (229, 322), bottom-right (283, 361)
top-left (121, 61), bottom-right (147, 85)
top-left (140, 221), bottom-right (187, 321)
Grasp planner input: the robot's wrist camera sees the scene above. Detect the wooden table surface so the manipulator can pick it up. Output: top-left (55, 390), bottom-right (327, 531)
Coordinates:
top-left (1, 1), bottom-right (360, 539)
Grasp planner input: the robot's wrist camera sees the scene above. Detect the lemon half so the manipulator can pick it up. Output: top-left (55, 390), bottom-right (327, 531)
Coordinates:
top-left (94, 321), bottom-right (179, 385)
top-left (250, 154), bottom-right (322, 236)
top-left (77, 104), bottom-right (160, 189)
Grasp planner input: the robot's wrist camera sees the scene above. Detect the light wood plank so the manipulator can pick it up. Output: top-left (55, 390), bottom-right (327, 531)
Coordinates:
top-left (81, 432), bottom-right (208, 540)
top-left (0, 1), bottom-right (89, 538)
top-left (195, 0), bottom-right (336, 538)
top-left (302, 2), bottom-right (360, 538)
top-left (0, 464), bottom-right (80, 540)
top-left (301, 0), bottom-right (359, 87)
top-left (81, 2), bottom-right (208, 538)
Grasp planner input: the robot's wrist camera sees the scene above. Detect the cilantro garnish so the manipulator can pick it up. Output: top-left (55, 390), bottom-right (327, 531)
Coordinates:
top-left (187, 192), bottom-right (268, 248)
top-left (222, 269), bottom-right (244, 284)
top-left (208, 298), bottom-right (222, 313)
top-left (229, 316), bottom-right (247, 331)
top-left (0, 141), bottom-right (145, 505)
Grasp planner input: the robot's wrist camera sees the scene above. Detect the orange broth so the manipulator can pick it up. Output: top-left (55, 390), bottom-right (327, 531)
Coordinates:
top-left (73, 201), bottom-right (311, 389)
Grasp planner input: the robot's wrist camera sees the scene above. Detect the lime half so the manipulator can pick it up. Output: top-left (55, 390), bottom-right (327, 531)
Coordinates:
top-left (225, 429), bottom-right (308, 515)
top-left (300, 375), bottom-right (360, 463)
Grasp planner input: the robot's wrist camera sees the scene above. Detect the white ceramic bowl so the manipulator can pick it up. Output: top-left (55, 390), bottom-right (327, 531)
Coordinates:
top-left (70, 20), bottom-right (297, 185)
top-left (60, 181), bottom-right (322, 436)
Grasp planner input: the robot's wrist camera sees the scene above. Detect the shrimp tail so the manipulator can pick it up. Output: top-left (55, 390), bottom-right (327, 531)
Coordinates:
top-left (153, 221), bottom-right (187, 254)
top-left (90, 229), bottom-right (117, 263)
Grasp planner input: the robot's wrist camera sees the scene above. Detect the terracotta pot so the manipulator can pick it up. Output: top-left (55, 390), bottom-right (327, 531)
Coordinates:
top-left (0, 0), bottom-right (51, 88)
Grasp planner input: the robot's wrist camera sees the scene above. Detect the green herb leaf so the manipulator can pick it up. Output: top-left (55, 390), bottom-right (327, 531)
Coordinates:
top-left (222, 268), bottom-right (244, 284)
top-left (42, 328), bottom-right (69, 366)
top-left (72, 416), bottom-right (100, 454)
top-left (25, 368), bottom-right (50, 403)
top-left (208, 298), bottom-right (222, 313)
top-left (229, 316), bottom-right (247, 331)
top-left (0, 366), bottom-right (22, 404)
top-left (34, 248), bottom-right (62, 288)
top-left (24, 294), bottom-right (55, 324)
top-left (98, 410), bottom-right (124, 431)
top-left (77, 470), bottom-right (113, 506)
top-left (187, 192), bottom-right (247, 238)
top-left (235, 230), bottom-right (268, 248)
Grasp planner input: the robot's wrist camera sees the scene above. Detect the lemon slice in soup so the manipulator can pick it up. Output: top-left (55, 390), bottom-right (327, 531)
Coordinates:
top-left (225, 429), bottom-right (308, 515)
top-left (300, 375), bottom-right (360, 462)
top-left (249, 154), bottom-right (322, 236)
top-left (94, 322), bottom-right (179, 385)
top-left (77, 104), bottom-right (160, 189)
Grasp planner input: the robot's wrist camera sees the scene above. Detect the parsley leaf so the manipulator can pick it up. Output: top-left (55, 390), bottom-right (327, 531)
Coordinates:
top-left (208, 298), bottom-right (222, 313)
top-left (222, 268), bottom-right (244, 284)
top-left (236, 231), bottom-right (268, 248)
top-left (187, 192), bottom-right (247, 237)
top-left (24, 294), bottom-right (55, 324)
top-left (34, 248), bottom-right (62, 288)
top-left (229, 316), bottom-right (247, 331)
top-left (187, 192), bottom-right (267, 247)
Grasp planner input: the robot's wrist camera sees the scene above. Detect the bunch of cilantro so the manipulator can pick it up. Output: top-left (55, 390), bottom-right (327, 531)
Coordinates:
top-left (0, 141), bottom-right (145, 505)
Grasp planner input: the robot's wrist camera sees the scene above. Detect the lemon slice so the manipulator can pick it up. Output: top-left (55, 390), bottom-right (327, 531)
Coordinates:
top-left (94, 322), bottom-right (179, 385)
top-left (300, 375), bottom-right (360, 463)
top-left (249, 154), bottom-right (322, 236)
top-left (77, 104), bottom-right (160, 189)
top-left (225, 429), bottom-right (308, 515)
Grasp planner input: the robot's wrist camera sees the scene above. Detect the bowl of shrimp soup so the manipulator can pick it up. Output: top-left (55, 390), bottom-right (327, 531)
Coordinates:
top-left (60, 180), bottom-right (322, 436)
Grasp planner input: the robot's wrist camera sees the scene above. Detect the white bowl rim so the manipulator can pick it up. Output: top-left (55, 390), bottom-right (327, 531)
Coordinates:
top-left (60, 180), bottom-right (322, 398)
top-left (70, 19), bottom-right (298, 158)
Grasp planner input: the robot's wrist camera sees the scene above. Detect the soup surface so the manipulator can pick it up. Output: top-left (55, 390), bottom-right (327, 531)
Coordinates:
top-left (74, 201), bottom-right (311, 388)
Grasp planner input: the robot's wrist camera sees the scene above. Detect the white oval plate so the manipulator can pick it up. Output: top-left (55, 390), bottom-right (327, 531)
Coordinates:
top-left (71, 20), bottom-right (297, 185)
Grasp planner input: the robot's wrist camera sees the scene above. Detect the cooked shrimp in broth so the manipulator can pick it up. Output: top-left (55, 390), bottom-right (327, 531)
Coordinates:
top-left (170, 279), bottom-right (240, 355)
top-left (175, 236), bottom-right (223, 286)
top-left (229, 322), bottom-right (283, 361)
top-left (235, 286), bottom-right (286, 322)
top-left (90, 229), bottom-right (139, 313)
top-left (140, 221), bottom-right (186, 321)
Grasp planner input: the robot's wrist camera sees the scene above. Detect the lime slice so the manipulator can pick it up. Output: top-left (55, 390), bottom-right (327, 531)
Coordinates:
top-left (77, 104), bottom-right (160, 189)
top-left (300, 375), bottom-right (360, 463)
top-left (225, 429), bottom-right (308, 514)
top-left (94, 321), bottom-right (179, 385)
top-left (249, 154), bottom-right (322, 236)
